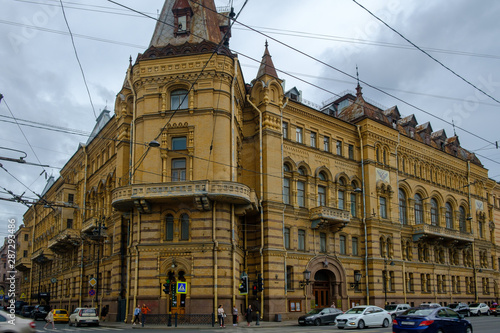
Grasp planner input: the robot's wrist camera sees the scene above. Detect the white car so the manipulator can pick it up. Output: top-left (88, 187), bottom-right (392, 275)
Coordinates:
top-left (335, 305), bottom-right (391, 329)
top-left (468, 302), bottom-right (490, 316)
top-left (0, 310), bottom-right (36, 333)
top-left (385, 303), bottom-right (410, 319)
top-left (68, 307), bottom-right (100, 326)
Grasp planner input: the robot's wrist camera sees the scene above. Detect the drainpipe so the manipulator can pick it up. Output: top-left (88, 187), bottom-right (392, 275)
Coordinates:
top-left (133, 213), bottom-right (141, 313)
top-left (213, 202), bottom-right (218, 318)
top-left (357, 125), bottom-right (370, 305)
top-left (280, 98), bottom-right (289, 295)
top-left (468, 161), bottom-right (478, 302)
top-left (246, 95), bottom-right (264, 319)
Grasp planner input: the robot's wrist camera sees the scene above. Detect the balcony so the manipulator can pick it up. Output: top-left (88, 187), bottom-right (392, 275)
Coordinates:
top-left (31, 248), bottom-right (54, 264)
top-left (82, 217), bottom-right (97, 234)
top-left (15, 257), bottom-right (31, 271)
top-left (48, 228), bottom-right (81, 253)
top-left (310, 206), bottom-right (351, 231)
top-left (112, 180), bottom-right (255, 211)
top-left (412, 224), bottom-right (474, 246)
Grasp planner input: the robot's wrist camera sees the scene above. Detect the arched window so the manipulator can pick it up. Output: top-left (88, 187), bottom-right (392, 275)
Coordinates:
top-left (399, 189), bottom-right (407, 224)
top-left (445, 203), bottom-right (453, 229)
top-left (338, 178), bottom-right (346, 210)
top-left (414, 194), bottom-right (423, 224)
top-left (317, 172), bottom-right (327, 206)
top-left (318, 171), bottom-right (327, 181)
top-left (459, 206), bottom-right (466, 232)
top-left (376, 147), bottom-right (380, 163)
top-left (180, 214), bottom-right (189, 240)
top-left (166, 214), bottom-right (174, 241)
top-left (430, 199), bottom-right (439, 226)
top-left (283, 165), bottom-right (291, 205)
top-left (171, 89), bottom-right (188, 109)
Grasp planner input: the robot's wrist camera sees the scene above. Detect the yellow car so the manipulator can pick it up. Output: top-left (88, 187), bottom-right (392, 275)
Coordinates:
top-left (51, 309), bottom-right (69, 323)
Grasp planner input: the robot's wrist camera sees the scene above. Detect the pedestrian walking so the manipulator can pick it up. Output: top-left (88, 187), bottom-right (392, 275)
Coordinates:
top-left (44, 309), bottom-right (55, 330)
top-left (232, 305), bottom-right (238, 326)
top-left (100, 305), bottom-right (109, 322)
top-left (246, 304), bottom-right (252, 326)
top-left (141, 303), bottom-right (151, 327)
top-left (217, 304), bottom-right (226, 328)
top-left (132, 305), bottom-right (141, 325)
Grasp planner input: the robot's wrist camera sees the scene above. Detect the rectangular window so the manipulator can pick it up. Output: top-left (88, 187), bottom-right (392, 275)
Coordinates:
top-left (297, 181), bottom-right (305, 207)
top-left (320, 233), bottom-right (326, 253)
top-left (171, 158), bottom-right (186, 181)
top-left (296, 127), bottom-right (303, 143)
top-left (407, 273), bottom-right (414, 292)
top-left (171, 90), bottom-right (188, 109)
top-left (284, 227), bottom-right (290, 249)
top-left (68, 193), bottom-right (74, 204)
top-left (323, 136), bottom-right (329, 152)
top-left (310, 132), bottom-right (316, 148)
top-left (23, 250), bottom-right (28, 258)
top-left (286, 266), bottom-right (293, 290)
top-left (318, 186), bottom-right (326, 206)
top-left (66, 219), bottom-right (73, 229)
top-left (339, 235), bottom-right (346, 254)
top-left (336, 140), bottom-right (342, 155)
top-left (283, 122), bottom-right (288, 139)
top-left (298, 229), bottom-right (305, 251)
top-left (283, 178), bottom-right (291, 204)
top-left (166, 219), bottom-right (174, 241)
top-left (172, 137), bottom-right (187, 150)
top-left (352, 237), bottom-right (358, 256)
top-left (348, 144), bottom-right (354, 160)
top-left (24, 234), bottom-right (29, 241)
top-left (380, 197), bottom-right (387, 219)
top-left (338, 190), bottom-right (345, 210)
top-left (350, 193), bottom-right (357, 217)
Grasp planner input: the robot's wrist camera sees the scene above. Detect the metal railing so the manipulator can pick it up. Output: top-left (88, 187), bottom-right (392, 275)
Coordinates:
top-left (143, 313), bottom-right (215, 327)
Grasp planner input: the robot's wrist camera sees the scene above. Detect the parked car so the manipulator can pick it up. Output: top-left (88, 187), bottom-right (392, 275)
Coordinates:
top-left (469, 302), bottom-right (490, 316)
top-left (393, 306), bottom-right (472, 333)
top-left (448, 302), bottom-right (471, 317)
top-left (51, 309), bottom-right (69, 323)
top-left (31, 305), bottom-right (50, 321)
top-left (0, 310), bottom-right (36, 333)
top-left (298, 307), bottom-right (343, 326)
top-left (385, 303), bottom-right (411, 319)
top-left (492, 304), bottom-right (500, 316)
top-left (68, 307), bottom-right (99, 327)
top-left (335, 305), bottom-right (391, 329)
top-left (20, 305), bottom-right (35, 318)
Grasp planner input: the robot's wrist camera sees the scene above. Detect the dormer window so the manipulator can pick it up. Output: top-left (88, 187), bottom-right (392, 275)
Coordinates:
top-left (172, 0), bottom-right (193, 37)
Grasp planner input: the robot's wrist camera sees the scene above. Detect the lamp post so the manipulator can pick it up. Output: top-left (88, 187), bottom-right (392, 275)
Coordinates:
top-left (350, 271), bottom-right (362, 290)
top-left (299, 269), bottom-right (311, 289)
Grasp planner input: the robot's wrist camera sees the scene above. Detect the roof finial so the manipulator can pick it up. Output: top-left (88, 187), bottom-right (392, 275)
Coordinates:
top-left (355, 65), bottom-right (362, 97)
top-left (452, 118), bottom-right (457, 136)
top-left (265, 40), bottom-right (268, 48)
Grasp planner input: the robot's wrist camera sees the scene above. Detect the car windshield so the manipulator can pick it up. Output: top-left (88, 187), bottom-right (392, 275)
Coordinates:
top-left (55, 310), bottom-right (67, 314)
top-left (307, 308), bottom-right (323, 315)
top-left (448, 304), bottom-right (458, 308)
top-left (405, 309), bottom-right (433, 316)
top-left (345, 307), bottom-right (365, 314)
top-left (385, 305), bottom-right (397, 310)
top-left (469, 303), bottom-right (480, 307)
top-left (81, 309), bottom-right (96, 315)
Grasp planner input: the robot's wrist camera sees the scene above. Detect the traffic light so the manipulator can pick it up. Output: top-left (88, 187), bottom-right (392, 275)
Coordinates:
top-left (252, 282), bottom-right (258, 295)
top-left (238, 276), bottom-right (248, 295)
top-left (163, 283), bottom-right (170, 294)
top-left (257, 274), bottom-right (264, 292)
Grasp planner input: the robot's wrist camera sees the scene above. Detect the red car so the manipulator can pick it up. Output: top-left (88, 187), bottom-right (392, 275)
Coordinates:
top-left (492, 304), bottom-right (500, 316)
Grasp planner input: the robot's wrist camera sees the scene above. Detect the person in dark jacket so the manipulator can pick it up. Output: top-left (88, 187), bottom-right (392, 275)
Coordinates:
top-left (246, 305), bottom-right (252, 326)
top-left (100, 305), bottom-right (109, 321)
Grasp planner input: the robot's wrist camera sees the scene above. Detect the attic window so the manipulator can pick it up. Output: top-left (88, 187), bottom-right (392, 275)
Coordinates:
top-left (178, 16), bottom-right (187, 31)
top-left (290, 93), bottom-right (298, 101)
top-left (172, 2), bottom-right (193, 37)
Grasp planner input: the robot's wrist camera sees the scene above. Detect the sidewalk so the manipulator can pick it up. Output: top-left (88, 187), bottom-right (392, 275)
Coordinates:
top-left (101, 319), bottom-right (298, 329)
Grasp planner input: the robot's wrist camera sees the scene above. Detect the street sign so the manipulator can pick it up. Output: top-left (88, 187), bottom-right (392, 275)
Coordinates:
top-left (20, 293), bottom-right (26, 299)
top-left (176, 282), bottom-right (187, 294)
top-left (0, 290), bottom-right (4, 295)
top-left (89, 278), bottom-right (97, 286)
top-left (89, 289), bottom-right (96, 296)
top-left (51, 278), bottom-right (57, 283)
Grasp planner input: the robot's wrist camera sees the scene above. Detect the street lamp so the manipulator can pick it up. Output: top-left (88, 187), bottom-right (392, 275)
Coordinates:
top-left (350, 271), bottom-right (362, 289)
top-left (299, 269), bottom-right (311, 288)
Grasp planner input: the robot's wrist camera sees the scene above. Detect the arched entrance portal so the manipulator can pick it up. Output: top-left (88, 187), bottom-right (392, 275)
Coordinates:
top-left (308, 257), bottom-right (347, 309)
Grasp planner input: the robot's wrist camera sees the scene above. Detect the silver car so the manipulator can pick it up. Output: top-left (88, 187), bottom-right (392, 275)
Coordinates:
top-left (335, 305), bottom-right (391, 329)
top-left (0, 310), bottom-right (36, 333)
top-left (468, 303), bottom-right (490, 316)
top-left (68, 307), bottom-right (100, 327)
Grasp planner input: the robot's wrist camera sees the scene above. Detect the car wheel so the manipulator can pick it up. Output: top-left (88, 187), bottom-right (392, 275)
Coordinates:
top-left (76, 321), bottom-right (81, 327)
top-left (314, 319), bottom-right (321, 326)
top-left (382, 318), bottom-right (389, 328)
top-left (358, 320), bottom-right (365, 329)
top-left (466, 326), bottom-right (473, 333)
top-left (437, 329), bottom-right (444, 333)
top-left (337, 327), bottom-right (344, 329)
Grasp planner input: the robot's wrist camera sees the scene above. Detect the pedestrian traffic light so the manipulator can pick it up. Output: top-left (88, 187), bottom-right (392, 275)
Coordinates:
top-left (163, 283), bottom-right (170, 294)
top-left (239, 276), bottom-right (248, 295)
top-left (252, 283), bottom-right (258, 295)
top-left (257, 274), bottom-right (264, 292)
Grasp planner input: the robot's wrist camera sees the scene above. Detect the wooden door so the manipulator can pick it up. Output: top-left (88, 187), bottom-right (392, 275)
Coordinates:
top-left (313, 282), bottom-right (330, 308)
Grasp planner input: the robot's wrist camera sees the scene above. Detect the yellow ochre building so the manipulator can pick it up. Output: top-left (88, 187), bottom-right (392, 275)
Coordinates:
top-left (17, 0), bottom-right (500, 322)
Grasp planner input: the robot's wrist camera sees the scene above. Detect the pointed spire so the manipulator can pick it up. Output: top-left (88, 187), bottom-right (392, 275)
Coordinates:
top-left (256, 41), bottom-right (278, 79)
top-left (355, 65), bottom-right (363, 97)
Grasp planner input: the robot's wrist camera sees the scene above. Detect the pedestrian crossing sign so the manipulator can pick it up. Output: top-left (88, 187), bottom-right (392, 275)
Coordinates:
top-left (176, 282), bottom-right (187, 294)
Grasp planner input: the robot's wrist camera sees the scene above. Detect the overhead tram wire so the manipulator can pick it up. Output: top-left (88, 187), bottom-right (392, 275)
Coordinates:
top-left (59, 0), bottom-right (97, 119)
top-left (351, 0), bottom-right (500, 106)
top-left (192, 0), bottom-right (498, 149)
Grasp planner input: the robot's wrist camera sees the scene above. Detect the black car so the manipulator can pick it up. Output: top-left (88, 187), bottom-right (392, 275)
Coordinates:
top-left (448, 302), bottom-right (471, 317)
top-left (31, 305), bottom-right (50, 320)
top-left (20, 305), bottom-right (35, 318)
top-left (298, 307), bottom-right (343, 326)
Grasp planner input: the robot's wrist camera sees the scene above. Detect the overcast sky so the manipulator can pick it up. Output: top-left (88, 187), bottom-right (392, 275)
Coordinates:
top-left (1, 0), bottom-right (500, 237)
